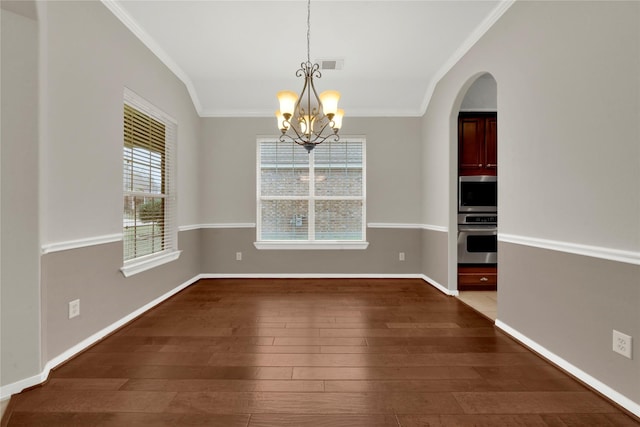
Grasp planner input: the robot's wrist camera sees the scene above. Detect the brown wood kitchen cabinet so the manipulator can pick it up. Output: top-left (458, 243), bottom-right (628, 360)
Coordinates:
top-left (458, 265), bottom-right (497, 291)
top-left (458, 112), bottom-right (497, 176)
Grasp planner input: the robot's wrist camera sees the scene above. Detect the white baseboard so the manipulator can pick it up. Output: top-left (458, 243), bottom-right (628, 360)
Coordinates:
top-left (201, 273), bottom-right (424, 279)
top-left (496, 320), bottom-right (640, 418)
top-left (0, 274), bottom-right (202, 401)
top-left (200, 273), bottom-right (458, 296)
top-left (419, 274), bottom-right (459, 296)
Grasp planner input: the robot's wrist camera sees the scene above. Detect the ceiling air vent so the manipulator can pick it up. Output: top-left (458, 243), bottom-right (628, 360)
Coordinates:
top-left (319, 59), bottom-right (344, 71)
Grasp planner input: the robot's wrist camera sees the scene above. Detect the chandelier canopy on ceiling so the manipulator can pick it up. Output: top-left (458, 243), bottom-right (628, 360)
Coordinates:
top-left (276, 0), bottom-right (344, 153)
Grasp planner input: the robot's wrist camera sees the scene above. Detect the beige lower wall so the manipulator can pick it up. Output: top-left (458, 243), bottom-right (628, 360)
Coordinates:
top-left (421, 228), bottom-right (449, 289)
top-left (41, 229), bottom-right (201, 363)
top-left (498, 241), bottom-right (640, 404)
top-left (201, 227), bottom-right (422, 275)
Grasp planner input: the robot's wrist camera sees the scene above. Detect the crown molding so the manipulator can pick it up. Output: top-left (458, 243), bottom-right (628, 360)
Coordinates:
top-left (199, 107), bottom-right (424, 118)
top-left (419, 0), bottom-right (516, 116)
top-left (100, 0), bottom-right (203, 114)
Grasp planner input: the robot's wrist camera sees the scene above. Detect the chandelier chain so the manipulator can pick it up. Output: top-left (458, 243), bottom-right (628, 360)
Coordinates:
top-left (306, 0), bottom-right (311, 63)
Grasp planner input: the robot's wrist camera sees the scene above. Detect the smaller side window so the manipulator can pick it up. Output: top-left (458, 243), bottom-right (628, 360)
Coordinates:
top-left (121, 89), bottom-right (178, 276)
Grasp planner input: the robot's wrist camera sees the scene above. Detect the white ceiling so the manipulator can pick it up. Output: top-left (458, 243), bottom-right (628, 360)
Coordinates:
top-left (104, 0), bottom-right (512, 117)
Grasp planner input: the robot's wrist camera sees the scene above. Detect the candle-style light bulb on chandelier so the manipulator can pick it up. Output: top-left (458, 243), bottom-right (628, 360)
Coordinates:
top-left (276, 0), bottom-right (344, 153)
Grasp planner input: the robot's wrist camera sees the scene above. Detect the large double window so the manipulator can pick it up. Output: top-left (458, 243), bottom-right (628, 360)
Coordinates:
top-left (122, 89), bottom-right (178, 276)
top-left (257, 138), bottom-right (367, 249)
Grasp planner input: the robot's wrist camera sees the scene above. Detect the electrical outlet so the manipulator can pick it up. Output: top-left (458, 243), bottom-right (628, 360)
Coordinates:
top-left (236, 252), bottom-right (242, 261)
top-left (613, 330), bottom-right (632, 359)
top-left (399, 252), bottom-right (405, 261)
top-left (68, 299), bottom-right (80, 319)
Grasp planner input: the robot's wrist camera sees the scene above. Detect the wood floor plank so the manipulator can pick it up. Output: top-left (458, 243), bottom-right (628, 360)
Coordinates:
top-left (539, 413), bottom-right (640, 426)
top-left (319, 327), bottom-right (497, 338)
top-left (120, 379), bottom-right (324, 392)
top-left (452, 391), bottom-right (621, 414)
top-left (5, 279), bottom-right (638, 427)
top-left (325, 379), bottom-right (527, 393)
top-left (206, 352), bottom-right (546, 368)
top-left (292, 366), bottom-right (482, 380)
top-left (52, 365), bottom-right (293, 380)
top-left (248, 414), bottom-right (399, 427)
top-left (76, 352), bottom-right (213, 367)
top-left (12, 390), bottom-right (176, 413)
top-left (44, 378), bottom-right (129, 391)
top-left (398, 414), bottom-right (549, 426)
top-left (273, 337), bottom-right (367, 346)
top-left (166, 391), bottom-right (397, 415)
top-left (320, 345), bottom-right (409, 354)
top-left (386, 322), bottom-right (460, 329)
top-left (6, 412), bottom-right (250, 427)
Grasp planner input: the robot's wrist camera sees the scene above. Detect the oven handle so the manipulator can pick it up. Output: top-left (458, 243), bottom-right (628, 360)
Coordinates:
top-left (458, 225), bottom-right (497, 233)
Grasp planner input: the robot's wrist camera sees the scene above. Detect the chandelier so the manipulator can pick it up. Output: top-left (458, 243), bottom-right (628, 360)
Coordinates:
top-left (276, 0), bottom-right (344, 153)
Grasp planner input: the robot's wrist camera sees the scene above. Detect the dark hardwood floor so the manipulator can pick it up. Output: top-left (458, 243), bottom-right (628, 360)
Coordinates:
top-left (3, 278), bottom-right (639, 426)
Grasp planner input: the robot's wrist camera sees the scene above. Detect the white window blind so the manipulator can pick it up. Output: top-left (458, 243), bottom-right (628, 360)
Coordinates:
top-left (257, 138), bottom-right (366, 243)
top-left (123, 89), bottom-right (177, 265)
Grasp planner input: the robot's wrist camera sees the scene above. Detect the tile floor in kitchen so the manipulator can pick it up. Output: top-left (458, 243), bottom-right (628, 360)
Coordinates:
top-left (457, 291), bottom-right (497, 321)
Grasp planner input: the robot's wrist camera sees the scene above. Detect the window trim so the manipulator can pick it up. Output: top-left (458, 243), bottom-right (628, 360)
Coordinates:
top-left (121, 249), bottom-right (182, 277)
top-left (254, 241), bottom-right (369, 250)
top-left (121, 88), bottom-right (180, 276)
top-left (255, 137), bottom-right (368, 250)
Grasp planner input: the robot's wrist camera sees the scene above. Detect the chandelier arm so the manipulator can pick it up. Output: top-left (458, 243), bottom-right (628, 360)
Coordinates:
top-left (310, 62), bottom-right (321, 79)
top-left (308, 132), bottom-right (340, 145)
top-left (295, 62), bottom-right (307, 78)
top-left (309, 121), bottom-right (334, 142)
top-left (279, 133), bottom-right (301, 144)
top-left (306, 66), bottom-right (324, 116)
top-left (284, 120), bottom-right (305, 141)
top-left (293, 70), bottom-right (309, 116)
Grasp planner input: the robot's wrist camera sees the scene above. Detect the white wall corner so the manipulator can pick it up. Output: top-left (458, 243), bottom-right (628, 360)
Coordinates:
top-left (420, 274), bottom-right (458, 296)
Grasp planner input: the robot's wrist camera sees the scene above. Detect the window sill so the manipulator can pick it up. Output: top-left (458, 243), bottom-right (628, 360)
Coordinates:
top-left (120, 250), bottom-right (182, 277)
top-left (254, 241), bottom-right (369, 250)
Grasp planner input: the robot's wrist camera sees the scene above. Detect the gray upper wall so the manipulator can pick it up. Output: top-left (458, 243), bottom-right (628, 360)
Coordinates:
top-left (41, 0), bottom-right (202, 246)
top-left (459, 74), bottom-right (496, 111)
top-left (200, 116), bottom-right (423, 225)
top-left (422, 0), bottom-right (639, 253)
top-left (1, 6), bottom-right (41, 389)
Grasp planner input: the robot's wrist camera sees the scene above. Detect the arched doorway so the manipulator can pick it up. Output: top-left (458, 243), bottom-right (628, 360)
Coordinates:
top-left (450, 73), bottom-right (498, 320)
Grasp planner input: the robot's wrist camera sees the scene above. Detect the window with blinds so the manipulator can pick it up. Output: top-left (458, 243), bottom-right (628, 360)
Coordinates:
top-left (257, 138), bottom-right (366, 243)
top-left (123, 89), bottom-right (177, 265)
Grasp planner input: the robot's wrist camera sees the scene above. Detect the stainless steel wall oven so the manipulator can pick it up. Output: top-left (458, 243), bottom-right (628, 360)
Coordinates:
top-left (457, 213), bottom-right (497, 265)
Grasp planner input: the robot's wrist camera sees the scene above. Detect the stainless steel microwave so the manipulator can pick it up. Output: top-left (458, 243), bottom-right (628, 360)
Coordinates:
top-left (459, 175), bottom-right (497, 212)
